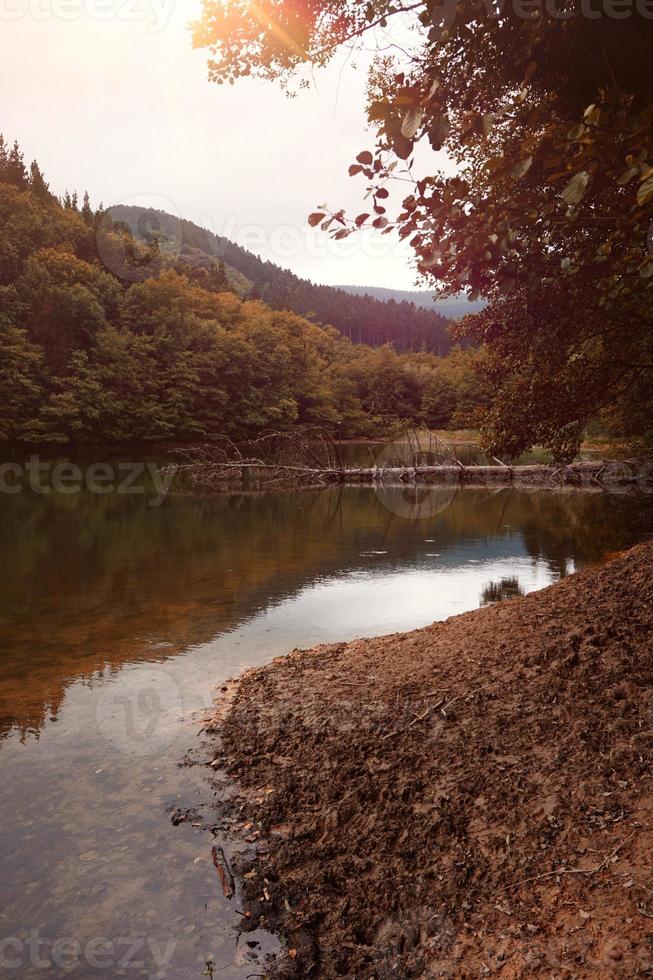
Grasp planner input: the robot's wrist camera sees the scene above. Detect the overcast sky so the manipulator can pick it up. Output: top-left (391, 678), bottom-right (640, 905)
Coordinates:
top-left (0, 0), bottom-right (439, 290)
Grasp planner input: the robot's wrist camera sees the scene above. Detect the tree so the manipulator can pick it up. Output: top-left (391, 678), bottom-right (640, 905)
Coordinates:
top-left (5, 140), bottom-right (28, 188)
top-left (29, 161), bottom-right (50, 200)
top-left (0, 322), bottom-right (45, 441)
top-left (81, 191), bottom-right (94, 226)
top-left (421, 374), bottom-right (456, 429)
top-left (193, 2), bottom-right (653, 455)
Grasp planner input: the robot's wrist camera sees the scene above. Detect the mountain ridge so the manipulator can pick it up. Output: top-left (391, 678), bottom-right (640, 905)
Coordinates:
top-left (109, 205), bottom-right (454, 355)
top-left (335, 284), bottom-right (486, 320)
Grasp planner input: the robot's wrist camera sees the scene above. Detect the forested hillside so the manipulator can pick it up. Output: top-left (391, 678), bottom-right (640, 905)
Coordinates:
top-left (110, 205), bottom-right (453, 354)
top-left (336, 285), bottom-right (485, 320)
top-left (0, 137), bottom-right (486, 445)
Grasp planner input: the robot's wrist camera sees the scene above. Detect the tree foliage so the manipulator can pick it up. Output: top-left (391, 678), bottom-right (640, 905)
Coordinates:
top-left (193, 1), bottom-right (653, 457)
top-left (110, 204), bottom-right (454, 354)
top-left (0, 137), bottom-right (485, 445)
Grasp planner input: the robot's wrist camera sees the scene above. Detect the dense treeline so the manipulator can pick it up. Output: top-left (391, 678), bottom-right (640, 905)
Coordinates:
top-left (336, 284), bottom-right (485, 321)
top-left (110, 205), bottom-right (453, 354)
top-left (0, 139), bottom-right (485, 445)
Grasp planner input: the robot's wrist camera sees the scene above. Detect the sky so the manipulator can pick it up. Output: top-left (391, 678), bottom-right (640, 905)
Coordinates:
top-left (0, 0), bottom-right (437, 290)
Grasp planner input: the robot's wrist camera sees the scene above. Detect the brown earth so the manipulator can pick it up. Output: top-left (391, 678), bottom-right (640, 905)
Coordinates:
top-left (206, 541), bottom-right (653, 978)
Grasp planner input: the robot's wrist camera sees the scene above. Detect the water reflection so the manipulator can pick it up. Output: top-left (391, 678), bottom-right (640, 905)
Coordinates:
top-left (0, 478), bottom-right (651, 977)
top-left (1, 483), bottom-right (651, 739)
top-left (481, 576), bottom-right (526, 605)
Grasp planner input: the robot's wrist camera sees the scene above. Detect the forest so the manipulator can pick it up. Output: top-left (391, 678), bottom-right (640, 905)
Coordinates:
top-left (108, 204), bottom-right (454, 354)
top-left (0, 136), bottom-right (485, 445)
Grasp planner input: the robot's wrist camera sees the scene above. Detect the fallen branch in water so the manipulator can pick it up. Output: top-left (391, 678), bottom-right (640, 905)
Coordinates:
top-left (211, 845), bottom-right (235, 899)
top-left (162, 428), bottom-right (650, 494)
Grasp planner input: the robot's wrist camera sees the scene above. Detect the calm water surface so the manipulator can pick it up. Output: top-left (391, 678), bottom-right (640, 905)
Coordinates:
top-left (1, 466), bottom-right (651, 977)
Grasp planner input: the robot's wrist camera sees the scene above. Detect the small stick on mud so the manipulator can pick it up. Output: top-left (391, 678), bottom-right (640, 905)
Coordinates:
top-left (506, 831), bottom-right (637, 890)
top-left (211, 845), bottom-right (236, 899)
top-left (440, 684), bottom-right (491, 717)
top-left (382, 699), bottom-right (445, 739)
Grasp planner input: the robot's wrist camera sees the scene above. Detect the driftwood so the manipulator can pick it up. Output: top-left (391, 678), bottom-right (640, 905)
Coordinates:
top-left (166, 458), bottom-right (643, 491)
top-left (163, 429), bottom-right (651, 494)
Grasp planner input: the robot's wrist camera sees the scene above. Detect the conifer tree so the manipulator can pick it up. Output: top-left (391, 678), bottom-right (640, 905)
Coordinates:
top-left (81, 191), bottom-right (94, 226)
top-left (0, 135), bottom-right (7, 181)
top-left (29, 161), bottom-right (50, 199)
top-left (208, 260), bottom-right (230, 292)
top-left (6, 140), bottom-right (28, 188)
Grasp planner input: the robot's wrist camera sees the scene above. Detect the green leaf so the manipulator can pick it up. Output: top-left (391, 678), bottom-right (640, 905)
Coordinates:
top-left (636, 175), bottom-right (653, 207)
top-left (562, 171), bottom-right (589, 205)
top-left (639, 260), bottom-right (653, 279)
top-left (583, 104), bottom-right (600, 126)
top-left (401, 108), bottom-right (423, 139)
top-left (616, 166), bottom-right (639, 186)
top-left (567, 124), bottom-right (587, 141)
top-left (482, 113), bottom-right (496, 136)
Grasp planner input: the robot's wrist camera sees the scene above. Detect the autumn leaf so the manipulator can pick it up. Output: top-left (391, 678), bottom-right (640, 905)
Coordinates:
top-left (308, 212), bottom-right (325, 227)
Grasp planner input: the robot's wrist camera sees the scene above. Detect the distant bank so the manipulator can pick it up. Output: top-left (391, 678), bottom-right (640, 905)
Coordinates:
top-left (337, 284), bottom-right (486, 320)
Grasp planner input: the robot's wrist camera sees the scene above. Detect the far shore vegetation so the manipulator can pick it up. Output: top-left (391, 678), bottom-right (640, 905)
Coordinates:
top-left (0, 132), bottom-right (650, 460)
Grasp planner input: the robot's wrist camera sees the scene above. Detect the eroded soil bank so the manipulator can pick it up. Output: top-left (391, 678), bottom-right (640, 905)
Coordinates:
top-left (207, 541), bottom-right (653, 978)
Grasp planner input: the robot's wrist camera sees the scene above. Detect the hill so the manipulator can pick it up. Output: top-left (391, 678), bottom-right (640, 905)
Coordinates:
top-left (336, 283), bottom-right (486, 320)
top-left (109, 205), bottom-right (453, 355)
top-left (0, 135), bottom-right (490, 445)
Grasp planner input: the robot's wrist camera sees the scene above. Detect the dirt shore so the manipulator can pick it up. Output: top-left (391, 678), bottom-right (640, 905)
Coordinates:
top-left (207, 541), bottom-right (653, 978)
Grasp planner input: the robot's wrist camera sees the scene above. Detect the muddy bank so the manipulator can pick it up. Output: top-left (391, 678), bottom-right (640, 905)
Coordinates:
top-left (206, 541), bottom-right (653, 978)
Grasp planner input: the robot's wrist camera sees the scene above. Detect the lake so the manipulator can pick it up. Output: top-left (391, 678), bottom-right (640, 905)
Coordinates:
top-left (0, 458), bottom-right (651, 977)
